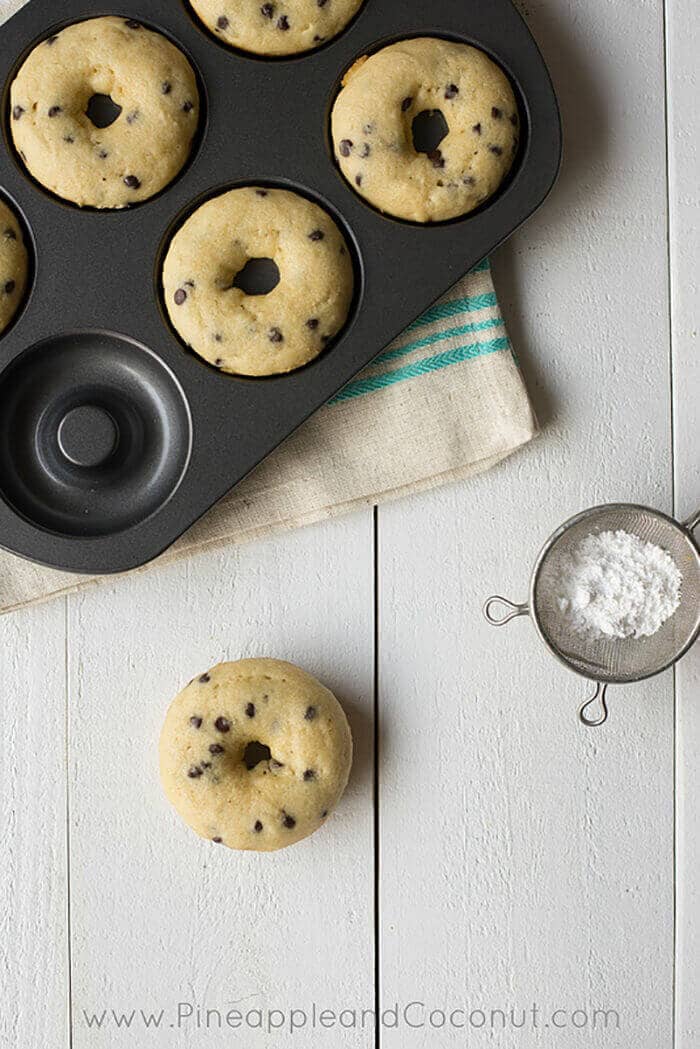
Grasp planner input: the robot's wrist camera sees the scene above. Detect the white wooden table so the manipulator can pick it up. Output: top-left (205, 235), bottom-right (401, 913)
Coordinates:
top-left (1, 1), bottom-right (698, 1046)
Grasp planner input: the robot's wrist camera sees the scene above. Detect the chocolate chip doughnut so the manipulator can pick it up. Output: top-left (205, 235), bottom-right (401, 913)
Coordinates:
top-left (331, 38), bottom-right (520, 223)
top-left (159, 659), bottom-right (353, 852)
top-left (162, 186), bottom-right (354, 376)
top-left (10, 18), bottom-right (200, 208)
top-left (0, 199), bottom-right (28, 337)
top-left (190, 0), bottom-right (363, 56)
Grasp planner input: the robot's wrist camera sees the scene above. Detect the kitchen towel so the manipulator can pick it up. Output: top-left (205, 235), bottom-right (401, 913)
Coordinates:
top-left (0, 1), bottom-right (537, 613)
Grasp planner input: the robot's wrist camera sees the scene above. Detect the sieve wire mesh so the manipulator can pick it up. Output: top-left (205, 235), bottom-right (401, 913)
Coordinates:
top-left (531, 505), bottom-right (700, 684)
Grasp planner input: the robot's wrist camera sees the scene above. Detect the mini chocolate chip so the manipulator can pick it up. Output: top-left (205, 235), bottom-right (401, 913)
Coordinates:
top-left (209, 743), bottom-right (225, 755)
top-left (306, 317), bottom-right (319, 330)
top-left (436, 179), bottom-right (444, 187)
top-left (162, 81), bottom-right (172, 95)
top-left (217, 15), bottom-right (230, 29)
top-left (320, 810), bottom-right (328, 818)
top-left (261, 2), bottom-right (274, 15)
top-left (12, 105), bottom-right (24, 121)
top-left (4, 281), bottom-right (15, 295)
top-left (254, 820), bottom-right (263, 832)
top-left (126, 110), bottom-right (139, 125)
top-left (359, 143), bottom-right (371, 158)
top-left (188, 765), bottom-right (203, 778)
top-left (492, 106), bottom-right (503, 119)
top-left (255, 188), bottom-right (268, 196)
top-left (427, 149), bottom-right (445, 169)
top-left (245, 702), bottom-right (256, 718)
top-left (510, 113), bottom-right (518, 126)
top-left (184, 279), bottom-right (195, 288)
top-left (214, 333), bottom-right (223, 343)
top-left (463, 174), bottom-right (476, 186)
top-left (489, 144), bottom-right (503, 155)
top-left (214, 716), bottom-right (231, 733)
top-left (3, 228), bottom-right (16, 240)
top-left (277, 14), bottom-right (290, 29)
top-left (308, 229), bottom-right (325, 241)
top-left (46, 34), bottom-right (59, 44)
top-left (189, 715), bottom-right (203, 728)
top-left (472, 122), bottom-right (482, 134)
top-left (63, 135), bottom-right (74, 143)
top-left (123, 175), bottom-right (141, 189)
top-left (48, 106), bottom-right (62, 118)
top-left (303, 769), bottom-right (316, 781)
top-left (199, 673), bottom-right (211, 683)
top-left (339, 138), bottom-right (353, 157)
top-left (214, 358), bottom-right (223, 367)
top-left (445, 83), bottom-right (459, 99)
top-left (282, 814), bottom-right (296, 829)
top-left (182, 100), bottom-right (194, 113)
top-left (317, 0), bottom-right (328, 5)
top-left (313, 34), bottom-right (325, 42)
top-left (98, 149), bottom-right (109, 159)
top-left (174, 288), bottom-right (187, 305)
top-left (125, 19), bottom-right (141, 28)
top-left (213, 836), bottom-right (223, 843)
top-left (305, 705), bottom-right (317, 721)
top-left (401, 96), bottom-right (413, 112)
top-left (202, 761), bottom-right (212, 768)
top-left (355, 173), bottom-right (363, 186)
top-left (268, 327), bottom-right (283, 343)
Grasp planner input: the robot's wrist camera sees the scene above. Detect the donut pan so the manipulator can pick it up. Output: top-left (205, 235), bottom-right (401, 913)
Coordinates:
top-left (0, 0), bottom-right (561, 574)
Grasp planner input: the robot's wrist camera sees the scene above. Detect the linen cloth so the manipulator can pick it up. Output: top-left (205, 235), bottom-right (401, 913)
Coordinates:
top-left (0, 0), bottom-right (537, 612)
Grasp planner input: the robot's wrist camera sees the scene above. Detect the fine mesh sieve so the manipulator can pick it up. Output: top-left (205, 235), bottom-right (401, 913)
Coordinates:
top-left (484, 503), bottom-right (700, 726)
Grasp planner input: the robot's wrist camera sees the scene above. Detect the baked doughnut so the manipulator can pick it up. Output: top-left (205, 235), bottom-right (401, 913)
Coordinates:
top-left (10, 17), bottom-right (200, 209)
top-left (159, 659), bottom-right (353, 852)
top-left (0, 199), bottom-right (29, 337)
top-left (162, 186), bottom-right (354, 376)
top-left (190, 0), bottom-right (363, 57)
top-left (331, 38), bottom-right (519, 222)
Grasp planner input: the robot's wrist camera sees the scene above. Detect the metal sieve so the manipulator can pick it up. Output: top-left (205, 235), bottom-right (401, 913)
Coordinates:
top-left (483, 503), bottom-right (700, 726)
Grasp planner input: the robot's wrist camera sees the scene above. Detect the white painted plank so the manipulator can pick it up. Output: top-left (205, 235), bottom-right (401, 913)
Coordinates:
top-left (0, 600), bottom-right (68, 1048)
top-left (379, 0), bottom-right (674, 1044)
top-left (666, 0), bottom-right (700, 1045)
top-left (66, 513), bottom-right (374, 1047)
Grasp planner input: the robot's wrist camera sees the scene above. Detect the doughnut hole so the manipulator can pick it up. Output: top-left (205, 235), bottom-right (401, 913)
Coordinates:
top-left (411, 109), bottom-right (449, 155)
top-left (243, 740), bottom-right (272, 769)
top-left (85, 92), bottom-right (123, 128)
top-left (231, 257), bottom-right (280, 296)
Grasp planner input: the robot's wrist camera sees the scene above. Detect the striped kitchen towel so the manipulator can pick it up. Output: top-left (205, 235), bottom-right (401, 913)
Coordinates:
top-left (0, 258), bottom-right (537, 611)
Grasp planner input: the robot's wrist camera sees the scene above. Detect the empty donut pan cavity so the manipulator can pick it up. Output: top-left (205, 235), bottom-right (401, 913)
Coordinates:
top-left (0, 0), bottom-right (561, 574)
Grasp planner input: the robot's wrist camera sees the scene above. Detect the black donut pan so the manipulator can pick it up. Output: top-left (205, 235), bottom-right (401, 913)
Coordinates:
top-left (0, 0), bottom-right (561, 574)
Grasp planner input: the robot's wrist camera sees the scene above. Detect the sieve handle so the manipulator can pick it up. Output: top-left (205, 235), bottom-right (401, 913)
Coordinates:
top-left (684, 508), bottom-right (700, 534)
top-left (579, 682), bottom-right (609, 727)
top-left (483, 595), bottom-right (529, 626)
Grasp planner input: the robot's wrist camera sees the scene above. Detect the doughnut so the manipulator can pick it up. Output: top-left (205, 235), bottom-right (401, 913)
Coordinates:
top-left (190, 0), bottom-right (364, 57)
top-left (159, 659), bottom-right (353, 852)
top-left (162, 186), bottom-right (354, 376)
top-left (9, 17), bottom-right (200, 209)
top-left (331, 37), bottom-right (520, 222)
top-left (0, 199), bottom-right (29, 337)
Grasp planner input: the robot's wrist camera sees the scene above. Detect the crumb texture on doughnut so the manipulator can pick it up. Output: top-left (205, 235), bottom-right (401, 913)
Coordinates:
top-left (10, 17), bottom-right (200, 209)
top-left (0, 199), bottom-right (29, 336)
top-left (190, 0), bottom-right (363, 56)
top-left (162, 186), bottom-right (354, 376)
top-left (331, 37), bottom-right (520, 223)
top-left (159, 658), bottom-right (353, 852)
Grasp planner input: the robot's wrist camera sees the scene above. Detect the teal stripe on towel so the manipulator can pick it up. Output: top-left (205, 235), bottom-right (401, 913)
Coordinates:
top-left (330, 335), bottom-right (510, 405)
top-left (407, 291), bottom-right (498, 330)
top-left (374, 315), bottom-right (503, 367)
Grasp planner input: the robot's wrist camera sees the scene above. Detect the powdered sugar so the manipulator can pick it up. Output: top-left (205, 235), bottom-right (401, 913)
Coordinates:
top-left (555, 529), bottom-right (682, 640)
